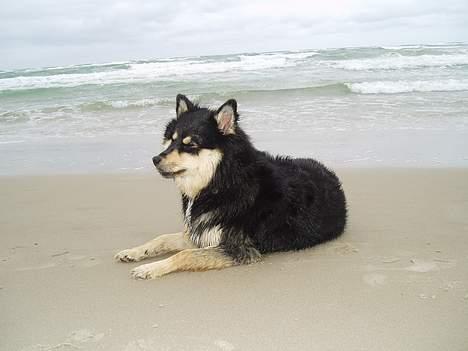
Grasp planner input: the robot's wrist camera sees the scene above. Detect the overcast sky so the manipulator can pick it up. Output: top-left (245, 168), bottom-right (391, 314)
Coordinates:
top-left (1, 0), bottom-right (467, 69)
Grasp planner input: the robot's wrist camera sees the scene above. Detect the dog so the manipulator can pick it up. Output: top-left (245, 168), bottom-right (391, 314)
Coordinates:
top-left (115, 94), bottom-right (347, 279)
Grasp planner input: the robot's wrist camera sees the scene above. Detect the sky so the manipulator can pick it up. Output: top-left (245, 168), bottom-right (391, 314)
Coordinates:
top-left (1, 0), bottom-right (467, 69)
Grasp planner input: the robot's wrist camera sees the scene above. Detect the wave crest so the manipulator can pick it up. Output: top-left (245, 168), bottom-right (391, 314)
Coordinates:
top-left (333, 54), bottom-right (468, 70)
top-left (347, 79), bottom-right (468, 94)
top-left (0, 52), bottom-right (315, 92)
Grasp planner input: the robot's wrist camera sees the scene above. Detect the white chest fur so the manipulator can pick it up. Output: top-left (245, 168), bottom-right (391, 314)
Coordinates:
top-left (185, 200), bottom-right (222, 248)
top-left (185, 199), bottom-right (193, 223)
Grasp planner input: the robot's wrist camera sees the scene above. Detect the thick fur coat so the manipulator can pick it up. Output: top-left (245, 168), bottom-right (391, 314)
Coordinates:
top-left (115, 95), bottom-right (347, 279)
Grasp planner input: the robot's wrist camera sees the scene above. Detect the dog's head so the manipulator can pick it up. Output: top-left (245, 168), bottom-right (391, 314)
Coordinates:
top-left (153, 94), bottom-right (239, 197)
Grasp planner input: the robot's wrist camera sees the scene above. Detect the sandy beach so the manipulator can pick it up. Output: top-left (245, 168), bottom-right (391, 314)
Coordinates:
top-left (2, 3), bottom-right (468, 351)
top-left (1, 169), bottom-right (467, 351)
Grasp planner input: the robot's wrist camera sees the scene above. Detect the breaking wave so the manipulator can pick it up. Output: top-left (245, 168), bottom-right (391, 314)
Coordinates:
top-left (347, 79), bottom-right (468, 94)
top-left (0, 52), bottom-right (318, 92)
top-left (333, 54), bottom-right (468, 70)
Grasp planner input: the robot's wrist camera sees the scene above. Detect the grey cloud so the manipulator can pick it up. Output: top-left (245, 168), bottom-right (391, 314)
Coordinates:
top-left (1, 0), bottom-right (467, 69)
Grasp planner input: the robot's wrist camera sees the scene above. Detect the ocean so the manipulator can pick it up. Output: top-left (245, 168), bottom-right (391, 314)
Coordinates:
top-left (1, 43), bottom-right (467, 174)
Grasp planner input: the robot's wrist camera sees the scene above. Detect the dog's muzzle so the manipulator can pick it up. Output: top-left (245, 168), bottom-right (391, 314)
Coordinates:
top-left (152, 156), bottom-right (185, 178)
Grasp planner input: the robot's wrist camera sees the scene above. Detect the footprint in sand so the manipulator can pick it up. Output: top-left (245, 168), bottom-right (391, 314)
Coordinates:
top-left (405, 260), bottom-right (439, 273)
top-left (16, 262), bottom-right (57, 271)
top-left (81, 258), bottom-right (101, 267)
top-left (405, 259), bottom-right (456, 273)
top-left (366, 258), bottom-right (456, 273)
top-left (214, 340), bottom-right (236, 351)
top-left (15, 255), bottom-right (101, 272)
top-left (21, 329), bottom-right (104, 351)
top-left (67, 254), bottom-right (101, 268)
top-left (363, 273), bottom-right (387, 287)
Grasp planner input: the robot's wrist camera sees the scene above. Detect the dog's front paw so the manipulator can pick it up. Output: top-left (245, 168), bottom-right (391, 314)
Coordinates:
top-left (114, 248), bottom-right (146, 262)
top-left (131, 262), bottom-right (169, 280)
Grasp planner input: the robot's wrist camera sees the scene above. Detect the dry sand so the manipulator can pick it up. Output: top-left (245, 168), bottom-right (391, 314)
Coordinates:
top-left (1, 169), bottom-right (467, 350)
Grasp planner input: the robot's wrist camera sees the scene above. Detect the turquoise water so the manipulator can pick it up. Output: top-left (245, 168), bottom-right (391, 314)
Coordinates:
top-left (1, 44), bottom-right (468, 173)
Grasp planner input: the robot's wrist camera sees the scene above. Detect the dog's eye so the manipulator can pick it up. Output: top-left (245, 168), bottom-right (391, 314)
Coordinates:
top-left (187, 142), bottom-right (198, 148)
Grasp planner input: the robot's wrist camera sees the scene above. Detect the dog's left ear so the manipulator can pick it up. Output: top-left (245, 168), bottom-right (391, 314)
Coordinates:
top-left (215, 99), bottom-right (238, 135)
top-left (176, 94), bottom-right (194, 118)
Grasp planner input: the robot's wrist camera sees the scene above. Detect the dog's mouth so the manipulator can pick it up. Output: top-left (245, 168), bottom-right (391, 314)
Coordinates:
top-left (158, 169), bottom-right (186, 178)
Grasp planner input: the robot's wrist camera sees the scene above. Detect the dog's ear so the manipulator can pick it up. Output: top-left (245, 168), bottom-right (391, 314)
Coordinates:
top-left (215, 99), bottom-right (238, 135)
top-left (176, 94), bottom-right (194, 118)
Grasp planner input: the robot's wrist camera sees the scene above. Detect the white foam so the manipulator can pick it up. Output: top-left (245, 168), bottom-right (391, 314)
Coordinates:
top-left (334, 53), bottom-right (468, 70)
top-left (127, 53), bottom-right (297, 76)
top-left (108, 98), bottom-right (162, 108)
top-left (0, 140), bottom-right (26, 144)
top-left (0, 53), bottom-right (305, 91)
top-left (266, 51), bottom-right (319, 60)
top-left (347, 79), bottom-right (468, 94)
top-left (381, 44), bottom-right (466, 50)
top-left (380, 45), bottom-right (425, 50)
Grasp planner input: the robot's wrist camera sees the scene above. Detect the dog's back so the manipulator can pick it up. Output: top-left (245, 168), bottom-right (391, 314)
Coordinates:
top-left (255, 156), bottom-right (346, 252)
top-left (211, 150), bottom-right (347, 254)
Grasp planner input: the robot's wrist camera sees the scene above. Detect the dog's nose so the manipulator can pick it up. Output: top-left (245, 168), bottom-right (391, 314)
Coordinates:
top-left (152, 156), bottom-right (162, 166)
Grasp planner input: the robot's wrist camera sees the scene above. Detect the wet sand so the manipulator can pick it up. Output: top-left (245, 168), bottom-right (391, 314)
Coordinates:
top-left (1, 169), bottom-right (467, 350)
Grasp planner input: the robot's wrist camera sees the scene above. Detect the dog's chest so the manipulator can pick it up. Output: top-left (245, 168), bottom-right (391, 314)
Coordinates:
top-left (185, 200), bottom-right (222, 248)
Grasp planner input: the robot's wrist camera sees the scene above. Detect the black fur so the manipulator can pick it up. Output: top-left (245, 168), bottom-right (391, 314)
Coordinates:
top-left (157, 94), bottom-right (347, 264)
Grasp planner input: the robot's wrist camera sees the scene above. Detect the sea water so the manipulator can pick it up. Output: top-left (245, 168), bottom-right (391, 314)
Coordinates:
top-left (1, 44), bottom-right (467, 174)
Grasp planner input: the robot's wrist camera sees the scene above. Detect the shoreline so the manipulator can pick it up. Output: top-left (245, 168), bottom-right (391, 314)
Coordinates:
top-left (1, 166), bottom-right (468, 180)
top-left (1, 168), bottom-right (468, 350)
top-left (1, 128), bottom-right (468, 176)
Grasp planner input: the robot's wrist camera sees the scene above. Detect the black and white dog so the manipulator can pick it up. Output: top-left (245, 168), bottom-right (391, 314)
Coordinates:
top-left (115, 94), bottom-right (347, 279)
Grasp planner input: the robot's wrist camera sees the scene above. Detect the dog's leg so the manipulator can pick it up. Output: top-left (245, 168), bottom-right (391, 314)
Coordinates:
top-left (131, 247), bottom-right (233, 279)
top-left (115, 232), bottom-right (194, 262)
top-left (131, 245), bottom-right (261, 279)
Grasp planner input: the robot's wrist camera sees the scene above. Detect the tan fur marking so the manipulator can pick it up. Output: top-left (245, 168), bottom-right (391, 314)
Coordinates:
top-left (174, 149), bottom-right (223, 198)
top-left (142, 232), bottom-right (194, 256)
top-left (172, 132), bottom-right (178, 140)
top-left (163, 149), bottom-right (182, 165)
top-left (114, 232), bottom-right (194, 262)
top-left (182, 136), bottom-right (191, 145)
top-left (131, 247), bottom-right (234, 279)
top-left (162, 139), bottom-right (171, 149)
top-left (170, 248), bottom-right (233, 271)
